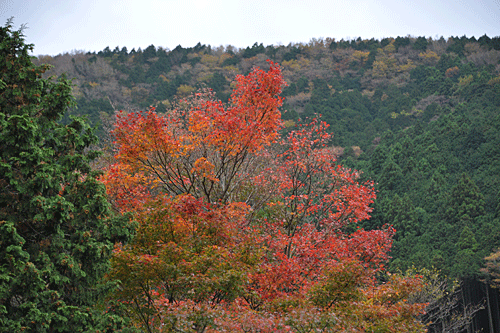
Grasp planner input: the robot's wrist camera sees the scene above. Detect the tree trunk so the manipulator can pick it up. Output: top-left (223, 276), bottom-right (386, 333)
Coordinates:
top-left (462, 287), bottom-right (472, 333)
top-left (485, 283), bottom-right (494, 333)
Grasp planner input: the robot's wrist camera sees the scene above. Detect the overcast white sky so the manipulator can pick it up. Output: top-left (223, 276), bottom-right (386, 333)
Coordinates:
top-left (1, 0), bottom-right (499, 56)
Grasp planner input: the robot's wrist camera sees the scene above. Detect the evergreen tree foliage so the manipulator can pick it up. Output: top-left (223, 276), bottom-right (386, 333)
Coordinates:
top-left (377, 155), bottom-right (403, 192)
top-left (453, 226), bottom-right (481, 278)
top-left (446, 173), bottom-right (485, 223)
top-left (0, 19), bottom-right (134, 332)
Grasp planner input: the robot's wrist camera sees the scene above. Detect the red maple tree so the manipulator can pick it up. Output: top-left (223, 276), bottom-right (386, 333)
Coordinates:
top-left (102, 61), bottom-right (427, 332)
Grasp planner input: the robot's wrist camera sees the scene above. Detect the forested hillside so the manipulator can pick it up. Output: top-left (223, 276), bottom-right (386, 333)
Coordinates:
top-left (35, 34), bottom-right (500, 332)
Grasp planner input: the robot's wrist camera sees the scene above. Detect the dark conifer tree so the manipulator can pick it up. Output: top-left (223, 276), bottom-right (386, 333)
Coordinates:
top-left (0, 19), bottom-right (135, 332)
top-left (445, 173), bottom-right (486, 224)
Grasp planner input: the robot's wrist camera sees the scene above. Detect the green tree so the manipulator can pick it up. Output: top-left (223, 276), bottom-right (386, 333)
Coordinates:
top-left (388, 194), bottom-right (419, 239)
top-left (0, 20), bottom-right (134, 332)
top-left (413, 36), bottom-right (428, 51)
top-left (453, 227), bottom-right (481, 278)
top-left (422, 168), bottom-right (447, 215)
top-left (377, 155), bottom-right (403, 192)
top-left (445, 173), bottom-right (485, 225)
top-left (369, 145), bottom-right (387, 175)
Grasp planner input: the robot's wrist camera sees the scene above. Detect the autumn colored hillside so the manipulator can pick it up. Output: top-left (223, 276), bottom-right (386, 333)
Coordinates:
top-left (36, 36), bottom-right (499, 143)
top-left (34, 35), bottom-right (500, 332)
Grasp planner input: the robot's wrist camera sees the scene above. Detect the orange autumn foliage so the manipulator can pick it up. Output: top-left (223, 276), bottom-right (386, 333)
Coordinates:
top-left (102, 61), bottom-right (285, 211)
top-left (102, 61), bottom-right (428, 332)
